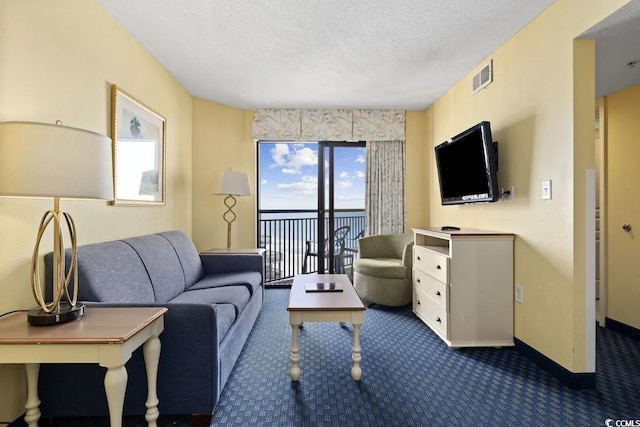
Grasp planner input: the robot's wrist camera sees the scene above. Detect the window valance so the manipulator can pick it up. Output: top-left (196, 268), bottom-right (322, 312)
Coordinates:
top-left (251, 109), bottom-right (405, 141)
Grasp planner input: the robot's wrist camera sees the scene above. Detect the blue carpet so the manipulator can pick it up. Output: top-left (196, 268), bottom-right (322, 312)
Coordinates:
top-left (211, 288), bottom-right (639, 426)
top-left (40, 288), bottom-right (640, 426)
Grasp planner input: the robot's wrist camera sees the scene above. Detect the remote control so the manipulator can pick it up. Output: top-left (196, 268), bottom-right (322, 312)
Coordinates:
top-left (441, 226), bottom-right (460, 231)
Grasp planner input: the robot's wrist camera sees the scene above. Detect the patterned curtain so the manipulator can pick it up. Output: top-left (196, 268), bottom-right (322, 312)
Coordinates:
top-left (300, 109), bottom-right (352, 141)
top-left (251, 109), bottom-right (405, 142)
top-left (353, 110), bottom-right (405, 141)
top-left (251, 109), bottom-right (301, 141)
top-left (365, 140), bottom-right (406, 236)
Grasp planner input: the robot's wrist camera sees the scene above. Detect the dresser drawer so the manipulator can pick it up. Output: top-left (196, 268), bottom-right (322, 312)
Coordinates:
top-left (413, 269), bottom-right (449, 311)
top-left (414, 246), bottom-right (449, 283)
top-left (414, 287), bottom-right (448, 338)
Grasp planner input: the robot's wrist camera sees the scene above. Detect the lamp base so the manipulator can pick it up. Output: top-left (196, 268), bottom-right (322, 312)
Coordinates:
top-left (27, 302), bottom-right (85, 326)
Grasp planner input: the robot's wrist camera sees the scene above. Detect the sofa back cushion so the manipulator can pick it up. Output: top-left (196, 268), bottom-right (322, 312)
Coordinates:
top-left (157, 231), bottom-right (204, 288)
top-left (122, 234), bottom-right (186, 303)
top-left (71, 241), bottom-right (155, 303)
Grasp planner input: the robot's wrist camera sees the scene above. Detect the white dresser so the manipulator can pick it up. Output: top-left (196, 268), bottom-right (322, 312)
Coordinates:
top-left (412, 227), bottom-right (515, 348)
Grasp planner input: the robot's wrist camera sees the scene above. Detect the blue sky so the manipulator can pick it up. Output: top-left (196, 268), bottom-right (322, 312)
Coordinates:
top-left (258, 142), bottom-right (366, 210)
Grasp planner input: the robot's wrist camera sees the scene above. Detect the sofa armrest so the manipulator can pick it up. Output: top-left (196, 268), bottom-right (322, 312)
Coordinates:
top-left (199, 253), bottom-right (265, 278)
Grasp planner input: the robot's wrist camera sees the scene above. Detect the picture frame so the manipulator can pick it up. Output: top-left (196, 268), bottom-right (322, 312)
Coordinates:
top-left (110, 84), bottom-right (166, 206)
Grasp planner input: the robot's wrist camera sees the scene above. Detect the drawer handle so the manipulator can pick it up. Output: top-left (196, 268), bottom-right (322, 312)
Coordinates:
top-left (435, 291), bottom-right (441, 296)
top-left (435, 317), bottom-right (441, 323)
top-left (416, 300), bottom-right (421, 306)
top-left (417, 278), bottom-right (421, 283)
top-left (417, 256), bottom-right (421, 261)
top-left (436, 265), bottom-right (442, 270)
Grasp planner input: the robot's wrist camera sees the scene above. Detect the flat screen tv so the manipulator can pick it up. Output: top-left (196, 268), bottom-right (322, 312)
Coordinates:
top-left (434, 121), bottom-right (499, 205)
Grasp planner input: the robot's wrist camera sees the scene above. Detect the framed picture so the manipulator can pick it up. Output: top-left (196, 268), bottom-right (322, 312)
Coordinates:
top-left (110, 84), bottom-right (166, 205)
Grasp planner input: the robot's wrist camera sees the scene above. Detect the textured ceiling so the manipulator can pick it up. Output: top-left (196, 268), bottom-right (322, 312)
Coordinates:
top-left (96, 0), bottom-right (640, 110)
top-left (581, 0), bottom-right (640, 97)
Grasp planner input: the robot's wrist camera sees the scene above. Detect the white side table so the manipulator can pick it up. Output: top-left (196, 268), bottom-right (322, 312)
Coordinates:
top-left (0, 306), bottom-right (167, 427)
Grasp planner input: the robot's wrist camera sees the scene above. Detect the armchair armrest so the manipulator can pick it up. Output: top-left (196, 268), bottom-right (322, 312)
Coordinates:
top-left (401, 242), bottom-right (414, 268)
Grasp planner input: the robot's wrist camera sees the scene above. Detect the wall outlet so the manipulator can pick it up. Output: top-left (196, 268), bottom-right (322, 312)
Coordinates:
top-left (500, 186), bottom-right (514, 202)
top-left (515, 284), bottom-right (523, 303)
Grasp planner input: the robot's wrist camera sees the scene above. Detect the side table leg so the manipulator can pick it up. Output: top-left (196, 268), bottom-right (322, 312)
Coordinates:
top-left (143, 334), bottom-right (161, 427)
top-left (290, 323), bottom-right (301, 381)
top-left (351, 323), bottom-right (362, 381)
top-left (24, 363), bottom-right (41, 427)
top-left (104, 365), bottom-right (127, 427)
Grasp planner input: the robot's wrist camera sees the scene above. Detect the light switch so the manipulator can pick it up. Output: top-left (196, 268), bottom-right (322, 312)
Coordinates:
top-left (541, 180), bottom-right (552, 200)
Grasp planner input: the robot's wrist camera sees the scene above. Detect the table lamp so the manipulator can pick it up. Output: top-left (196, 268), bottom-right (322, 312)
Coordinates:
top-left (210, 168), bottom-right (251, 249)
top-left (0, 121), bottom-right (113, 326)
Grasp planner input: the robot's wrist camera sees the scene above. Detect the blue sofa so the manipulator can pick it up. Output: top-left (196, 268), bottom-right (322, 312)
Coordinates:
top-left (38, 230), bottom-right (264, 420)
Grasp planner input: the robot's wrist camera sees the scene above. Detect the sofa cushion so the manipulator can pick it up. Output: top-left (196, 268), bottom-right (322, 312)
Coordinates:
top-left (213, 303), bottom-right (237, 343)
top-left (354, 258), bottom-right (407, 279)
top-left (122, 235), bottom-right (186, 303)
top-left (73, 241), bottom-right (155, 303)
top-left (169, 286), bottom-right (251, 342)
top-left (157, 231), bottom-right (205, 288)
top-left (188, 272), bottom-right (263, 296)
top-left (171, 285), bottom-right (251, 316)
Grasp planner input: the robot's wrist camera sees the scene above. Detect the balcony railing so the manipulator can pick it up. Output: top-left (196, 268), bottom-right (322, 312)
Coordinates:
top-left (258, 209), bottom-right (365, 283)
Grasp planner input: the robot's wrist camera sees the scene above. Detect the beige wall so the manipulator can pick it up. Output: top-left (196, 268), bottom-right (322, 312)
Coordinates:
top-left (605, 82), bottom-right (640, 329)
top-left (0, 0), bottom-right (193, 420)
top-left (405, 111), bottom-right (429, 230)
top-left (425, 0), bottom-right (629, 372)
top-left (191, 98), bottom-right (256, 251)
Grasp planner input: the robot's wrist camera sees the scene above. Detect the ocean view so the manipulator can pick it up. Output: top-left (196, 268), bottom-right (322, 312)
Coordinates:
top-left (258, 210), bottom-right (364, 281)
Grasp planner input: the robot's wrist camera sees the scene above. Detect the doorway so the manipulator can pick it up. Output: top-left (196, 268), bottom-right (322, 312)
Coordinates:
top-left (257, 141), bottom-right (365, 283)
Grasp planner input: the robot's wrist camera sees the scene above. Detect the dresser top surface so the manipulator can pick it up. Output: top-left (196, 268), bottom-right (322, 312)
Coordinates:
top-left (413, 227), bottom-right (516, 238)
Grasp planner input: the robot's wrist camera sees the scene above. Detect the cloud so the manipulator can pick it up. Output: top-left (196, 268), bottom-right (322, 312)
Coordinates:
top-left (277, 175), bottom-right (318, 195)
top-left (261, 179), bottom-right (267, 184)
top-left (270, 144), bottom-right (318, 174)
top-left (288, 147), bottom-right (317, 167)
top-left (271, 143), bottom-right (290, 166)
top-left (355, 171), bottom-right (365, 178)
top-left (356, 155), bottom-right (365, 164)
top-left (277, 182), bottom-right (317, 195)
top-left (339, 171), bottom-right (349, 178)
top-left (337, 180), bottom-right (353, 189)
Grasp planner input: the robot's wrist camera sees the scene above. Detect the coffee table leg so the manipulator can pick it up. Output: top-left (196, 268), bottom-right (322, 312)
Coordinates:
top-left (143, 333), bottom-right (161, 427)
top-left (290, 323), bottom-right (301, 381)
top-left (24, 363), bottom-right (41, 427)
top-left (351, 323), bottom-right (362, 381)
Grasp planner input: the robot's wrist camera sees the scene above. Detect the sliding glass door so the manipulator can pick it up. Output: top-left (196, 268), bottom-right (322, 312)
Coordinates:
top-left (316, 142), bottom-right (365, 274)
top-left (257, 141), bottom-right (365, 283)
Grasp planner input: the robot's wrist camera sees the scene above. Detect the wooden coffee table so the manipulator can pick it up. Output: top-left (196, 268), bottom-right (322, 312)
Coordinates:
top-left (287, 273), bottom-right (365, 381)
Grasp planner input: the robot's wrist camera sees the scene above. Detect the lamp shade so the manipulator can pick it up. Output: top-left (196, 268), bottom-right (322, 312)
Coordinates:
top-left (210, 170), bottom-right (251, 196)
top-left (0, 121), bottom-right (113, 200)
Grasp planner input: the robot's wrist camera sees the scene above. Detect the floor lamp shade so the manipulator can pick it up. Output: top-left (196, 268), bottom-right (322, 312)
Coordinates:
top-left (210, 170), bottom-right (251, 249)
top-left (0, 121), bottom-right (113, 326)
top-left (210, 170), bottom-right (251, 197)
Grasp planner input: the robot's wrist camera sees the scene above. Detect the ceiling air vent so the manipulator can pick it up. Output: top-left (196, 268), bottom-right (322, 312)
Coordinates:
top-left (472, 60), bottom-right (493, 94)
